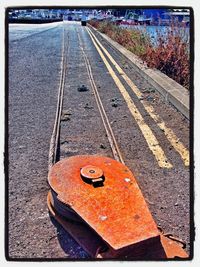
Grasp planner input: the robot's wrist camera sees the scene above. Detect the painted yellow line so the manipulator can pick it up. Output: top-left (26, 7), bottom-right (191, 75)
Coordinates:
top-left (87, 27), bottom-right (189, 167)
top-left (143, 105), bottom-right (189, 166)
top-left (86, 28), bottom-right (172, 168)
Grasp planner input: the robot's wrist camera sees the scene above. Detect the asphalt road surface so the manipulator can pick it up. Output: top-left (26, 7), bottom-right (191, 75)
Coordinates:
top-left (7, 21), bottom-right (191, 259)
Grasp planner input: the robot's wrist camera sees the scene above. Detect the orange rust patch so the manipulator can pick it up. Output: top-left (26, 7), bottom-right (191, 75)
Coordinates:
top-left (48, 155), bottom-right (160, 251)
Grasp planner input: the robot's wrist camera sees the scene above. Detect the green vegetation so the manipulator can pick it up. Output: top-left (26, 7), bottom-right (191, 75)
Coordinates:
top-left (89, 21), bottom-right (190, 89)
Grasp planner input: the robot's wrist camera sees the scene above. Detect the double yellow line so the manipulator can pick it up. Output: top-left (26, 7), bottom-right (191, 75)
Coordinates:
top-left (86, 27), bottom-right (189, 168)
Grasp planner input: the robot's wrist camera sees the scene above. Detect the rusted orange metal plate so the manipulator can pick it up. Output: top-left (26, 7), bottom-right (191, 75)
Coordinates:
top-left (160, 235), bottom-right (188, 258)
top-left (48, 190), bottom-right (188, 259)
top-left (48, 155), bottom-right (160, 252)
top-left (47, 191), bottom-right (106, 258)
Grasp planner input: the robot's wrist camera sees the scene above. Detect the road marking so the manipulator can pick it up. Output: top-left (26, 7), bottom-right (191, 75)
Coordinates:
top-left (86, 28), bottom-right (172, 168)
top-left (87, 27), bottom-right (189, 167)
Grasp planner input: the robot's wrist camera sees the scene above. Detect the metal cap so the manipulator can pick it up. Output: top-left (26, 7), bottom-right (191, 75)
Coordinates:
top-left (80, 165), bottom-right (104, 184)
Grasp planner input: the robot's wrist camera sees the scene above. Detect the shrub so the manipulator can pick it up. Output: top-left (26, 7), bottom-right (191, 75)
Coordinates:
top-left (89, 21), bottom-right (190, 90)
top-left (140, 26), bottom-right (190, 89)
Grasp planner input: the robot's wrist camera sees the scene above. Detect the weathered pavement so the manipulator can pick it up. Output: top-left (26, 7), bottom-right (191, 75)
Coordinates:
top-left (7, 21), bottom-right (191, 259)
top-left (8, 22), bottom-right (88, 259)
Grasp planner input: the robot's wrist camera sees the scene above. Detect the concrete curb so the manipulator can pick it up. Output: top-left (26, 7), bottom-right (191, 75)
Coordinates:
top-left (89, 25), bottom-right (189, 120)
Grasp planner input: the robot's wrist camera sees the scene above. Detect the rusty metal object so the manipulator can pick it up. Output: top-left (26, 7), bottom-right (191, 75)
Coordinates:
top-left (47, 155), bottom-right (188, 259)
top-left (160, 235), bottom-right (188, 258)
top-left (47, 191), bottom-right (107, 257)
top-left (80, 165), bottom-right (105, 185)
top-left (163, 233), bottom-right (186, 249)
top-left (48, 155), bottom-right (159, 253)
top-left (47, 190), bottom-right (188, 259)
top-left (50, 190), bottom-right (83, 223)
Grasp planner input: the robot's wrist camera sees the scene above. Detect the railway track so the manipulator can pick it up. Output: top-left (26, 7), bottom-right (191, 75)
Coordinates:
top-left (48, 26), bottom-right (69, 169)
top-left (48, 24), bottom-right (125, 169)
top-left (77, 29), bottom-right (124, 164)
top-left (47, 22), bottom-right (190, 257)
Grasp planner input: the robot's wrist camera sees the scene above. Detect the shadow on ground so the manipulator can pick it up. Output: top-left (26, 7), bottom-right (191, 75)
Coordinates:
top-left (49, 215), bottom-right (90, 259)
